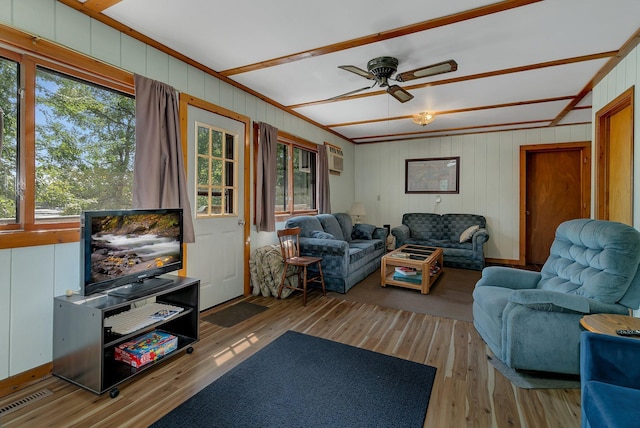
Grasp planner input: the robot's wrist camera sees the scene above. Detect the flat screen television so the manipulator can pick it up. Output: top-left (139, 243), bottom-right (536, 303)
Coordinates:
top-left (80, 208), bottom-right (184, 298)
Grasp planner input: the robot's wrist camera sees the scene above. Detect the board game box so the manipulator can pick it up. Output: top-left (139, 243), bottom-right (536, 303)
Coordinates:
top-left (114, 330), bottom-right (178, 368)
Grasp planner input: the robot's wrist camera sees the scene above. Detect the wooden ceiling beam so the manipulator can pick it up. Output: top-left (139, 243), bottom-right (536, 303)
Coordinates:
top-left (550, 27), bottom-right (640, 126)
top-left (328, 96), bottom-right (575, 128)
top-left (353, 121), bottom-right (589, 144)
top-left (82, 0), bottom-right (122, 13)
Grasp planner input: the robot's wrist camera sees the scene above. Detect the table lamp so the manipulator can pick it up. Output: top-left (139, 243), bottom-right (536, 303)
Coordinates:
top-left (349, 202), bottom-right (366, 223)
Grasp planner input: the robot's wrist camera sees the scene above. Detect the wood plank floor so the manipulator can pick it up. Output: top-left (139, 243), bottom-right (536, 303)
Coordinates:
top-left (0, 291), bottom-right (581, 427)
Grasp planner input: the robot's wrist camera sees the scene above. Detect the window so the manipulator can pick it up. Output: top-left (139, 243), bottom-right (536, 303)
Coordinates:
top-left (195, 122), bottom-right (237, 217)
top-left (275, 135), bottom-right (317, 217)
top-left (35, 67), bottom-right (135, 221)
top-left (0, 42), bottom-right (135, 248)
top-left (0, 57), bottom-right (18, 225)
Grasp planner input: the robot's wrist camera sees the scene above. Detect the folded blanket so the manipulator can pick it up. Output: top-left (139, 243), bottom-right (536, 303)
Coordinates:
top-left (249, 245), bottom-right (297, 298)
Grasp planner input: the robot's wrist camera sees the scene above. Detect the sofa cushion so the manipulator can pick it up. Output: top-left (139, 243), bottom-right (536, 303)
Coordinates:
top-left (311, 230), bottom-right (335, 240)
top-left (352, 223), bottom-right (376, 240)
top-left (583, 381), bottom-right (640, 428)
top-left (350, 240), bottom-right (383, 252)
top-left (441, 214), bottom-right (487, 241)
top-left (460, 225), bottom-right (479, 242)
top-left (317, 214), bottom-right (345, 241)
top-left (333, 213), bottom-right (354, 242)
top-left (285, 215), bottom-right (324, 238)
top-left (403, 213), bottom-right (442, 240)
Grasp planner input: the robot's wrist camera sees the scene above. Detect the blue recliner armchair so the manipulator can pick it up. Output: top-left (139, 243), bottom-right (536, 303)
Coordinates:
top-left (581, 331), bottom-right (640, 428)
top-left (473, 219), bottom-right (640, 375)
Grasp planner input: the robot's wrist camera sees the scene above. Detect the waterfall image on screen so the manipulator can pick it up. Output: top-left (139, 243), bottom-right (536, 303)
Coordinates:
top-left (90, 212), bottom-right (181, 283)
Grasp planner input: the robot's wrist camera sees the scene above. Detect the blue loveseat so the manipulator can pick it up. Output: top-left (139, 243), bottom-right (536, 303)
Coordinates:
top-left (391, 213), bottom-right (489, 270)
top-left (284, 213), bottom-right (387, 294)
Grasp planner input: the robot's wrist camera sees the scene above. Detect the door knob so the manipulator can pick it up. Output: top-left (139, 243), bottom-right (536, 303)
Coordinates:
top-left (238, 219), bottom-right (245, 226)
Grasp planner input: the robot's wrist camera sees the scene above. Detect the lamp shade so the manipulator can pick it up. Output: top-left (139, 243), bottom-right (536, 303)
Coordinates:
top-left (349, 202), bottom-right (366, 218)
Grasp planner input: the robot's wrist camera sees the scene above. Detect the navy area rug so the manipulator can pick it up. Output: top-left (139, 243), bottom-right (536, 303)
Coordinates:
top-left (151, 331), bottom-right (436, 428)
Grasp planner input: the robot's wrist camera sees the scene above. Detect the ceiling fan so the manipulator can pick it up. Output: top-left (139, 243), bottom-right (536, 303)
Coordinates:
top-left (332, 56), bottom-right (457, 103)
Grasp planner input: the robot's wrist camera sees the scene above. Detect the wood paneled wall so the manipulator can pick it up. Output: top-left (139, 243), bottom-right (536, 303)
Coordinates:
top-left (355, 124), bottom-right (592, 261)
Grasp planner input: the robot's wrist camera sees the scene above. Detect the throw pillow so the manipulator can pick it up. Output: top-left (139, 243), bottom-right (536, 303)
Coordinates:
top-left (352, 223), bottom-right (376, 240)
top-left (310, 230), bottom-right (335, 240)
top-left (459, 225), bottom-right (480, 243)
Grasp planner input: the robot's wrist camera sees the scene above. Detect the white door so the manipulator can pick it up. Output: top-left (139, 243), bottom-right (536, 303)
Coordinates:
top-left (186, 105), bottom-right (245, 310)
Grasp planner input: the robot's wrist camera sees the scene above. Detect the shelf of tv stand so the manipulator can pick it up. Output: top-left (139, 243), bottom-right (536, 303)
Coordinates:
top-left (102, 307), bottom-right (195, 348)
top-left (53, 276), bottom-right (200, 396)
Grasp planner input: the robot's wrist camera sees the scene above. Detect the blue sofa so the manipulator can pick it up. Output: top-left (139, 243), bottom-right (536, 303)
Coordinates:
top-left (391, 213), bottom-right (489, 270)
top-left (581, 331), bottom-right (640, 428)
top-left (473, 219), bottom-right (640, 375)
top-left (284, 213), bottom-right (387, 294)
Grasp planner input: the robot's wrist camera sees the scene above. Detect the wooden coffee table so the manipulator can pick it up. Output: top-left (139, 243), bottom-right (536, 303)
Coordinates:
top-left (381, 244), bottom-right (443, 294)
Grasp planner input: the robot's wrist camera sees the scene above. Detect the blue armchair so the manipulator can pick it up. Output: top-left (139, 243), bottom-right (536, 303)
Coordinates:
top-left (473, 219), bottom-right (640, 375)
top-left (581, 331), bottom-right (640, 428)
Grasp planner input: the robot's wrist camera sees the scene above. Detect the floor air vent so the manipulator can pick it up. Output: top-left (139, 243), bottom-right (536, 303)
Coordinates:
top-left (0, 388), bottom-right (52, 417)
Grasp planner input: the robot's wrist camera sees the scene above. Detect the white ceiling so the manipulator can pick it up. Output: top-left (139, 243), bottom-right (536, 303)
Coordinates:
top-left (72, 0), bottom-right (640, 144)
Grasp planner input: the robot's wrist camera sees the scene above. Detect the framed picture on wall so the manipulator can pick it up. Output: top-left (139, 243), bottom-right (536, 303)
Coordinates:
top-left (405, 157), bottom-right (460, 194)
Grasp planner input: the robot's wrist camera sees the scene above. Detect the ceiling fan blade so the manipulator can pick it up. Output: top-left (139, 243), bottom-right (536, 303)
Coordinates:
top-left (328, 85), bottom-right (374, 101)
top-left (395, 59), bottom-right (458, 82)
top-left (387, 85), bottom-right (414, 103)
top-left (338, 65), bottom-right (375, 80)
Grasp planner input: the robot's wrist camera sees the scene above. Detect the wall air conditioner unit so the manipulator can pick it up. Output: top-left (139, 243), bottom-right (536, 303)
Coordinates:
top-left (326, 144), bottom-right (344, 173)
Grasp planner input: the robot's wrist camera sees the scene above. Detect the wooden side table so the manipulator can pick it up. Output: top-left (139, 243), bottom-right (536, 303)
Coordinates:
top-left (580, 313), bottom-right (640, 337)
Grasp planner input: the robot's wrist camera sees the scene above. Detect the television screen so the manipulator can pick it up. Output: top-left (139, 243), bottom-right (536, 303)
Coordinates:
top-left (81, 208), bottom-right (184, 297)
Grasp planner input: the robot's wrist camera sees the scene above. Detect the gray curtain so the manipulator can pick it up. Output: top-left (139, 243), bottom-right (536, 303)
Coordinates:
top-left (132, 74), bottom-right (195, 242)
top-left (318, 144), bottom-right (331, 213)
top-left (256, 122), bottom-right (277, 232)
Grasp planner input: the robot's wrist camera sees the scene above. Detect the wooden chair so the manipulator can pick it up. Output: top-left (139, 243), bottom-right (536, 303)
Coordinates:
top-left (277, 227), bottom-right (326, 306)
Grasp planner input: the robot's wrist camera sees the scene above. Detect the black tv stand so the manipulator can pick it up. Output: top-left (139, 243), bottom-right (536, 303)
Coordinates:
top-left (108, 277), bottom-right (174, 300)
top-left (53, 276), bottom-right (199, 396)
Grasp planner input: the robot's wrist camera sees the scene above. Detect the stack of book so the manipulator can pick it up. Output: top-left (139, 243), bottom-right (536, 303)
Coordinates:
top-left (392, 266), bottom-right (422, 284)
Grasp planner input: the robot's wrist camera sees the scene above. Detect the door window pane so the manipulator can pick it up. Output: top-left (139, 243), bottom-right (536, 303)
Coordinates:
top-left (195, 122), bottom-right (237, 217)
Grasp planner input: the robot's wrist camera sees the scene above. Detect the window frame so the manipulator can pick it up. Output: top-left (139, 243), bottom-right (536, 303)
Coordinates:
top-left (253, 122), bottom-right (324, 224)
top-left (0, 26), bottom-right (134, 249)
top-left (273, 131), bottom-right (319, 222)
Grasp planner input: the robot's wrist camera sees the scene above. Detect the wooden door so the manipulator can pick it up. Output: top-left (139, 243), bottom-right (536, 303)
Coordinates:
top-left (520, 143), bottom-right (591, 265)
top-left (596, 87), bottom-right (634, 225)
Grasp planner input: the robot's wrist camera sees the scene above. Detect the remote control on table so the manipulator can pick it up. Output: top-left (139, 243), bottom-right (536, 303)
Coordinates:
top-left (616, 329), bottom-right (640, 336)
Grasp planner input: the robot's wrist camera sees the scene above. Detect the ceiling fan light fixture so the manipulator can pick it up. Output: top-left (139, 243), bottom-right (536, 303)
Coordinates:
top-left (412, 112), bottom-right (436, 126)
